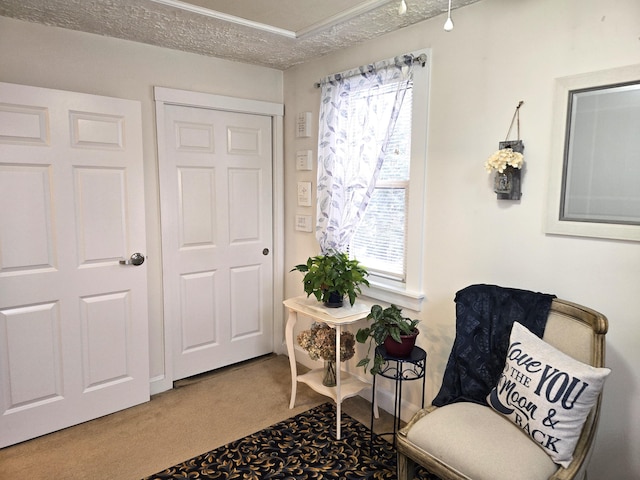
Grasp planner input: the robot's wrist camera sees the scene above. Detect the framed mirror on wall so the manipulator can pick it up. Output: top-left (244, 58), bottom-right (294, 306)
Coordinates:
top-left (546, 64), bottom-right (640, 242)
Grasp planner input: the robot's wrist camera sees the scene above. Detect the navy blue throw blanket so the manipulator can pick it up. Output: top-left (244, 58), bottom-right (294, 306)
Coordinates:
top-left (432, 284), bottom-right (556, 407)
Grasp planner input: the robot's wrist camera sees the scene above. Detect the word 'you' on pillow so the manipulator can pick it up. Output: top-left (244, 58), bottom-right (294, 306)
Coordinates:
top-left (486, 322), bottom-right (610, 468)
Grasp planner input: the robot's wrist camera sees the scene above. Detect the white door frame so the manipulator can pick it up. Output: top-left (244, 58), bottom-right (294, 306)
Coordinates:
top-left (152, 86), bottom-right (284, 394)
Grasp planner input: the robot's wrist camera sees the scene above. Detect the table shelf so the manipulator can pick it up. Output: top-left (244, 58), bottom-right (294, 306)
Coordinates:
top-left (298, 368), bottom-right (369, 403)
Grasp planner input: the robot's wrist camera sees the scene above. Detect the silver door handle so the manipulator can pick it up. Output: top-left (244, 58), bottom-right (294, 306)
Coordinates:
top-left (119, 253), bottom-right (145, 266)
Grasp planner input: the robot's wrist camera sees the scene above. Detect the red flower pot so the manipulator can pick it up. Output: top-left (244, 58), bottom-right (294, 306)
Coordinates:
top-left (383, 329), bottom-right (419, 357)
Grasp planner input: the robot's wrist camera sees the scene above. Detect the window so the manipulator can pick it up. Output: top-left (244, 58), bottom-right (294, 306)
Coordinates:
top-left (352, 51), bottom-right (429, 310)
top-left (350, 83), bottom-right (412, 281)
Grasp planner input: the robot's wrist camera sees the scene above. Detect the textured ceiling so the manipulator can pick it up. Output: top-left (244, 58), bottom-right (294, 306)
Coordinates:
top-left (0, 0), bottom-right (482, 70)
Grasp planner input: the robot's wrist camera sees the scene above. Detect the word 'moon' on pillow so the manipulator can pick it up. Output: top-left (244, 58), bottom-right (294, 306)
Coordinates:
top-left (487, 322), bottom-right (610, 467)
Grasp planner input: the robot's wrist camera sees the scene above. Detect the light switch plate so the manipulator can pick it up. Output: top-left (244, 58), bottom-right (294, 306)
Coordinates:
top-left (296, 111), bottom-right (312, 138)
top-left (295, 214), bottom-right (313, 232)
top-left (297, 181), bottom-right (312, 206)
top-left (296, 150), bottom-right (313, 171)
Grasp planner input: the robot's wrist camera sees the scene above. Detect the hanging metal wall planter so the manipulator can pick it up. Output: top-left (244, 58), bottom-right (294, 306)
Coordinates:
top-left (494, 140), bottom-right (524, 200)
top-left (485, 101), bottom-right (525, 201)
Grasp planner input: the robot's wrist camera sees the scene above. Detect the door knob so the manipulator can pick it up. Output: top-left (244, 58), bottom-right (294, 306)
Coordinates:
top-left (262, 248), bottom-right (270, 256)
top-left (119, 253), bottom-right (145, 266)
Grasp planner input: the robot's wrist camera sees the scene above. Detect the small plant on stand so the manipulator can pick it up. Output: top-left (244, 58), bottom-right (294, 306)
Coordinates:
top-left (356, 304), bottom-right (420, 375)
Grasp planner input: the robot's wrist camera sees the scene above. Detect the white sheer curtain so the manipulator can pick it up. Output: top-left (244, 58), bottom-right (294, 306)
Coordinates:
top-left (315, 54), bottom-right (416, 254)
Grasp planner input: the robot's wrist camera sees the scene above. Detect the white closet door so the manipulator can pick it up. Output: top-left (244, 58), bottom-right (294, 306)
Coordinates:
top-left (159, 103), bottom-right (274, 380)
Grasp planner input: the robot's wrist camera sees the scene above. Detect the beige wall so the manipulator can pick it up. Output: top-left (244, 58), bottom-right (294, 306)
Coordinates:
top-left (283, 0), bottom-right (640, 477)
top-left (0, 15), bottom-right (284, 388)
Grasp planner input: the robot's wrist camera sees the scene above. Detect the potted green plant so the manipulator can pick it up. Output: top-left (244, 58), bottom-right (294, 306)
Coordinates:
top-left (291, 251), bottom-right (369, 307)
top-left (356, 304), bottom-right (420, 375)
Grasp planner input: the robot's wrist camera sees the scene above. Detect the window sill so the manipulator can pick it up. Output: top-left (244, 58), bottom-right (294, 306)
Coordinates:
top-left (361, 280), bottom-right (424, 312)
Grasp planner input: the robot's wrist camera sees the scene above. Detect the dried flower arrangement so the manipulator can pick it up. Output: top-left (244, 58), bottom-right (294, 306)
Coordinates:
top-left (297, 323), bottom-right (355, 362)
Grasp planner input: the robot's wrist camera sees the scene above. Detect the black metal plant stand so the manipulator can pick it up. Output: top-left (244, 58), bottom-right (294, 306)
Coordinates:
top-left (370, 345), bottom-right (426, 450)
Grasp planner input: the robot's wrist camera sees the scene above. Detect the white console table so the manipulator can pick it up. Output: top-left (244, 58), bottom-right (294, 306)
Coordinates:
top-left (284, 295), bottom-right (375, 439)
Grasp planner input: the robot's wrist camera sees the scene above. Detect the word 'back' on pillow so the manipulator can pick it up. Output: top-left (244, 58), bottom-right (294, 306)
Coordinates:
top-left (486, 322), bottom-right (610, 468)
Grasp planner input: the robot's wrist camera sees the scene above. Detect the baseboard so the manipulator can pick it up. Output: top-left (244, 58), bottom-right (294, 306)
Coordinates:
top-left (360, 381), bottom-right (421, 423)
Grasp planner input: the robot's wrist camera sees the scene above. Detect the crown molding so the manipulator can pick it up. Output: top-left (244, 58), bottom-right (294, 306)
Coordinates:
top-left (149, 0), bottom-right (393, 39)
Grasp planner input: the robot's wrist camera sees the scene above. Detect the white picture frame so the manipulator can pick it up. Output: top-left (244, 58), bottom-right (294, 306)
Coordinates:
top-left (545, 64), bottom-right (640, 242)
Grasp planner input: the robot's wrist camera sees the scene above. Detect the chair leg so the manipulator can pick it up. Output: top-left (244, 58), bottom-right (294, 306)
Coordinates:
top-left (397, 451), bottom-right (416, 480)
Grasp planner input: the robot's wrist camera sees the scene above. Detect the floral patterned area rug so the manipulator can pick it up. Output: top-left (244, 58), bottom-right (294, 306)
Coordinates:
top-left (143, 402), bottom-right (440, 479)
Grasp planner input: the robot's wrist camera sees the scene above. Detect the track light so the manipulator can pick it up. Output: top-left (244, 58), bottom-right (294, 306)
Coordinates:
top-left (444, 0), bottom-right (454, 31)
top-left (398, 0), bottom-right (407, 15)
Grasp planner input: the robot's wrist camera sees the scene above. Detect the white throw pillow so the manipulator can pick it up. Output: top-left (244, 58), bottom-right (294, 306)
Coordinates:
top-left (486, 322), bottom-right (611, 467)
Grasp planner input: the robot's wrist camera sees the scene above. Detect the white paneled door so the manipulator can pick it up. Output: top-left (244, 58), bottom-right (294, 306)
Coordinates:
top-left (0, 83), bottom-right (149, 448)
top-left (159, 104), bottom-right (273, 380)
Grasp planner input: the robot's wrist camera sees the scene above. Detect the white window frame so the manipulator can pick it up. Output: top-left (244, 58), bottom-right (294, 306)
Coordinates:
top-left (359, 49), bottom-right (430, 311)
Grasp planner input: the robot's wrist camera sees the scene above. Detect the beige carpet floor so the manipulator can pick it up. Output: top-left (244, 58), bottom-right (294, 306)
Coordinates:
top-left (0, 354), bottom-right (396, 480)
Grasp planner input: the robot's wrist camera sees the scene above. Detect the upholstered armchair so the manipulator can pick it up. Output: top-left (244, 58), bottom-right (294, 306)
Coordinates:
top-left (397, 285), bottom-right (609, 480)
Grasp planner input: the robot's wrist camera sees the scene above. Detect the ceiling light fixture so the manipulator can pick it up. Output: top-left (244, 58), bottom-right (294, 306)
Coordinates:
top-left (444, 0), bottom-right (454, 31)
top-left (398, 0), bottom-right (407, 15)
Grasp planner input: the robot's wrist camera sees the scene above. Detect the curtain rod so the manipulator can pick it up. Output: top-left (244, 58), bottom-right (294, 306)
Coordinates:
top-left (314, 53), bottom-right (427, 89)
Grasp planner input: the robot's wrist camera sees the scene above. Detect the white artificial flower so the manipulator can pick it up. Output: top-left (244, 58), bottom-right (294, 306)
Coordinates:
top-left (485, 148), bottom-right (524, 173)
